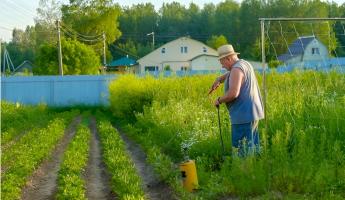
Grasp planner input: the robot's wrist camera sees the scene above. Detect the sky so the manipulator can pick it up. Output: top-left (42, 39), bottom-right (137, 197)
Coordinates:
top-left (0, 0), bottom-right (344, 42)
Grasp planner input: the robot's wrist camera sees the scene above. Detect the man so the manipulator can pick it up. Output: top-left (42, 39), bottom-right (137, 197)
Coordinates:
top-left (209, 44), bottom-right (264, 156)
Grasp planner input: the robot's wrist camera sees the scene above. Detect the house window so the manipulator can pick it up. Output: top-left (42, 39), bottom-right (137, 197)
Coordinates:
top-left (145, 66), bottom-right (158, 71)
top-left (181, 66), bottom-right (188, 71)
top-left (203, 47), bottom-right (207, 53)
top-left (180, 46), bottom-right (188, 53)
top-left (161, 48), bottom-right (165, 54)
top-left (312, 48), bottom-right (320, 55)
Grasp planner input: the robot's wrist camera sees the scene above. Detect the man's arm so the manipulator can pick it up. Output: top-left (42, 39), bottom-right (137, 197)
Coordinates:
top-left (208, 72), bottom-right (230, 94)
top-left (217, 68), bottom-right (243, 104)
top-left (216, 72), bottom-right (229, 83)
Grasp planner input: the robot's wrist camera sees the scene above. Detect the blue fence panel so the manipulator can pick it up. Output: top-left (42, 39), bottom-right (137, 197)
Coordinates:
top-left (1, 75), bottom-right (116, 106)
top-left (276, 58), bottom-right (345, 73)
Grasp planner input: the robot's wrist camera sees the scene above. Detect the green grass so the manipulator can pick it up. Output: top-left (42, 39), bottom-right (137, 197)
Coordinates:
top-left (108, 71), bottom-right (345, 199)
top-left (1, 110), bottom-right (77, 200)
top-left (96, 111), bottom-right (146, 200)
top-left (56, 118), bottom-right (91, 200)
top-left (1, 102), bottom-right (60, 146)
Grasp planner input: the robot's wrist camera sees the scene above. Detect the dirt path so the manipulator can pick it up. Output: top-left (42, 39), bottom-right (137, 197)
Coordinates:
top-left (115, 126), bottom-right (177, 200)
top-left (20, 116), bottom-right (82, 200)
top-left (85, 117), bottom-right (114, 200)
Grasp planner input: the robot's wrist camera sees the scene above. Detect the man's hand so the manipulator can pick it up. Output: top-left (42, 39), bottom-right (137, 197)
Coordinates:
top-left (214, 97), bottom-right (221, 107)
top-left (208, 78), bottom-right (221, 94)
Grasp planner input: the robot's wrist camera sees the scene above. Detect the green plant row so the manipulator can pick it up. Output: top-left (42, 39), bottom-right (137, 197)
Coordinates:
top-left (1, 110), bottom-right (78, 200)
top-left (1, 102), bottom-right (56, 145)
top-left (56, 118), bottom-right (91, 200)
top-left (95, 112), bottom-right (146, 200)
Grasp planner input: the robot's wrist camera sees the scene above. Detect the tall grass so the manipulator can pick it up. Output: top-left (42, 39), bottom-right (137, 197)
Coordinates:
top-left (109, 71), bottom-right (345, 198)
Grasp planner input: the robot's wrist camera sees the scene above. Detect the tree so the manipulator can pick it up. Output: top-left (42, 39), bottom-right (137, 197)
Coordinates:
top-left (206, 35), bottom-right (228, 49)
top-left (61, 0), bottom-right (122, 64)
top-left (238, 0), bottom-right (264, 59)
top-left (111, 39), bottom-right (138, 60)
top-left (200, 3), bottom-right (216, 41)
top-left (158, 2), bottom-right (189, 39)
top-left (186, 3), bottom-right (204, 41)
top-left (334, 3), bottom-right (345, 56)
top-left (118, 3), bottom-right (158, 44)
top-left (6, 26), bottom-right (36, 67)
top-left (35, 0), bottom-right (62, 46)
top-left (35, 0), bottom-right (62, 27)
top-left (34, 38), bottom-right (100, 75)
top-left (61, 0), bottom-right (122, 45)
top-left (214, 0), bottom-right (240, 45)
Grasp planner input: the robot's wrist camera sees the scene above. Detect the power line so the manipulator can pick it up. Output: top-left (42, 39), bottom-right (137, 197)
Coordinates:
top-left (109, 43), bottom-right (140, 59)
top-left (5, 0), bottom-right (36, 18)
top-left (60, 23), bottom-right (103, 39)
top-left (0, 26), bottom-right (13, 32)
top-left (2, 2), bottom-right (36, 20)
top-left (60, 27), bottom-right (103, 42)
top-left (0, 9), bottom-right (34, 26)
top-left (0, 25), bottom-right (55, 35)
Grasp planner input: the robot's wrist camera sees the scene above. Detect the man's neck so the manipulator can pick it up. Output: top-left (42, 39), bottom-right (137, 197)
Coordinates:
top-left (230, 58), bottom-right (240, 68)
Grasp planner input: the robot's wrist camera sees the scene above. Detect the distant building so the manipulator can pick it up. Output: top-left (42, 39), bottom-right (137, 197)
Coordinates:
top-left (278, 35), bottom-right (329, 64)
top-left (137, 37), bottom-right (221, 73)
top-left (14, 60), bottom-right (34, 76)
top-left (106, 55), bottom-right (138, 74)
top-left (276, 35), bottom-right (345, 72)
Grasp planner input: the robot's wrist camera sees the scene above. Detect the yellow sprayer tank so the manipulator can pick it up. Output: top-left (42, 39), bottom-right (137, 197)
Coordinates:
top-left (179, 160), bottom-right (198, 192)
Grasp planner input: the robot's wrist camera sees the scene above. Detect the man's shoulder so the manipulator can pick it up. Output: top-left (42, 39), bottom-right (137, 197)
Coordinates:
top-left (234, 59), bottom-right (250, 70)
top-left (237, 59), bottom-right (255, 70)
top-left (239, 59), bottom-right (252, 65)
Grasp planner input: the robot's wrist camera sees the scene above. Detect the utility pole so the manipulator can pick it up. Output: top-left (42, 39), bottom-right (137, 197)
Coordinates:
top-left (0, 39), bottom-right (2, 76)
top-left (57, 20), bottom-right (63, 76)
top-left (147, 32), bottom-right (155, 50)
top-left (260, 19), bottom-right (267, 131)
top-left (103, 32), bottom-right (106, 67)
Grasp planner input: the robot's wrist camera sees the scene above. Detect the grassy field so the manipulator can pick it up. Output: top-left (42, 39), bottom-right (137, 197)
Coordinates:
top-left (1, 70), bottom-right (344, 199)
top-left (109, 71), bottom-right (345, 199)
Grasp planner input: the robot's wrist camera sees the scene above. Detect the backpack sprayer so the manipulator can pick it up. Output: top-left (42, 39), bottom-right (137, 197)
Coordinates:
top-left (216, 104), bottom-right (225, 156)
top-left (179, 84), bottom-right (228, 192)
top-left (179, 153), bottom-right (199, 192)
top-left (209, 81), bottom-right (226, 156)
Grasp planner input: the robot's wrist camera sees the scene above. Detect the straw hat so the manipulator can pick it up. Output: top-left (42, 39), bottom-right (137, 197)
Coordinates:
top-left (217, 44), bottom-right (240, 59)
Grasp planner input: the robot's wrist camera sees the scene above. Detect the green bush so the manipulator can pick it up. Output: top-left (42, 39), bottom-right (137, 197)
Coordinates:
top-left (109, 74), bottom-right (158, 120)
top-left (34, 38), bottom-right (100, 75)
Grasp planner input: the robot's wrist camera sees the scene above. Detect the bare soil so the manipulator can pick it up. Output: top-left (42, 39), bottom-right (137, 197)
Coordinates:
top-left (85, 117), bottom-right (115, 200)
top-left (116, 126), bottom-right (177, 200)
top-left (21, 116), bottom-right (82, 200)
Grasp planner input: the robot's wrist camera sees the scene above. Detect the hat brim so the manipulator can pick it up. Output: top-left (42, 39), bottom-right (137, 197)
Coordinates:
top-left (218, 52), bottom-right (240, 60)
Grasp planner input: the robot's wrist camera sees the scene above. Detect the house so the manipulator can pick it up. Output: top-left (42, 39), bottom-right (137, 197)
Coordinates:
top-left (13, 60), bottom-right (34, 75)
top-left (277, 35), bottom-right (329, 64)
top-left (137, 37), bottom-right (221, 73)
top-left (106, 55), bottom-right (138, 74)
top-left (276, 35), bottom-right (345, 72)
